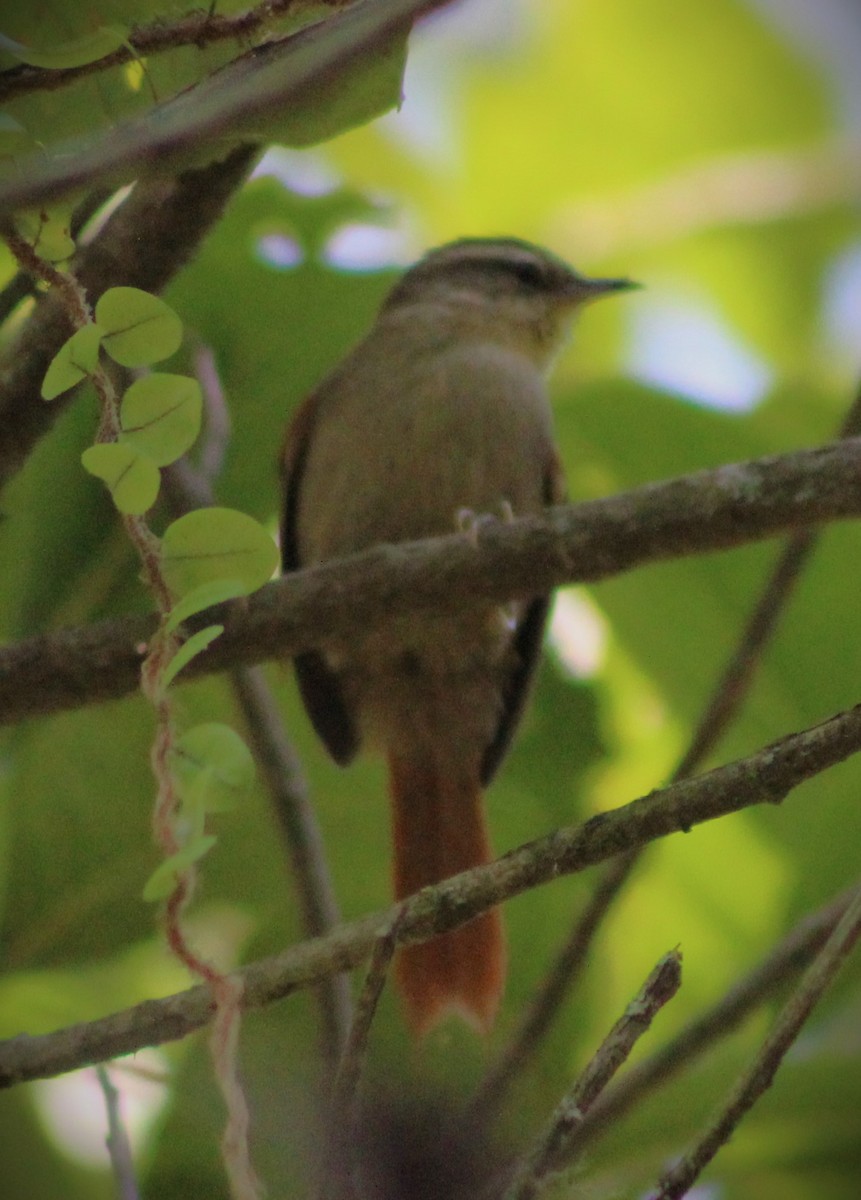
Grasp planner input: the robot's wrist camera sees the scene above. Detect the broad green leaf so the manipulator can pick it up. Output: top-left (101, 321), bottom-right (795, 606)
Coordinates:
top-left (119, 373), bottom-right (202, 466)
top-left (0, 25), bottom-right (127, 70)
top-left (141, 835), bottom-right (218, 902)
top-left (165, 579), bottom-right (248, 634)
top-left (159, 624), bottom-right (224, 692)
top-left (41, 324), bottom-right (102, 400)
top-left (170, 722), bottom-right (256, 814)
top-left (81, 442), bottom-right (160, 515)
top-left (268, 22), bottom-right (408, 148)
top-left (96, 287), bottom-right (183, 368)
top-left (160, 507), bottom-right (278, 599)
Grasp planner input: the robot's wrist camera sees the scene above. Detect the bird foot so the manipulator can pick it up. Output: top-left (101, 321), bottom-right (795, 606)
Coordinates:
top-left (456, 499), bottom-right (515, 547)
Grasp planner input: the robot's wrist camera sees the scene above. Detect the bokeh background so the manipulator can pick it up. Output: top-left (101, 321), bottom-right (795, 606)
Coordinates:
top-left (1, 0), bottom-right (861, 1196)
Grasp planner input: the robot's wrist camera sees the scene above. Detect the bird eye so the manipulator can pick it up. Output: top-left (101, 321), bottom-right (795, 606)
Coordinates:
top-left (509, 259), bottom-right (546, 289)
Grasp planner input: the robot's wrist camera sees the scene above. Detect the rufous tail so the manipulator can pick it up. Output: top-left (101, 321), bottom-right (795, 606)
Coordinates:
top-left (388, 750), bottom-right (506, 1037)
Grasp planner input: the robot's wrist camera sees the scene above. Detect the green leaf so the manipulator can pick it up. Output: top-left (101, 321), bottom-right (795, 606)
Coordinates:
top-left (41, 324), bottom-right (102, 400)
top-left (160, 507), bottom-right (278, 599)
top-left (159, 624), bottom-right (224, 692)
top-left (16, 207), bottom-right (76, 262)
top-left (0, 25), bottom-right (127, 70)
top-left (95, 287), bottom-right (183, 368)
top-left (165, 579), bottom-right (248, 634)
top-left (80, 442), bottom-right (160, 515)
top-left (141, 835), bottom-right (218, 902)
top-left (119, 374), bottom-right (202, 466)
top-left (170, 722), bottom-right (256, 814)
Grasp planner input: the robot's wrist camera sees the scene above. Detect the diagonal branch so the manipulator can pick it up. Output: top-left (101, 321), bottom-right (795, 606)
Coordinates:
top-left (473, 381), bottom-right (861, 1124)
top-left (2, 437), bottom-right (861, 725)
top-left (0, 0), bottom-right (350, 103)
top-left (0, 0), bottom-right (450, 216)
top-left (554, 880), bottom-right (859, 1159)
top-left (3, 694), bottom-right (861, 1087)
top-left (650, 881), bottom-right (861, 1200)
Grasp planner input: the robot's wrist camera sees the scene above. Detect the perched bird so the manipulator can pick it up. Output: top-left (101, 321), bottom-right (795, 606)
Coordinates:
top-left (280, 237), bottom-right (636, 1035)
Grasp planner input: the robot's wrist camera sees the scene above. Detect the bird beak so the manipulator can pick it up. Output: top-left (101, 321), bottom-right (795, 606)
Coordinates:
top-left (580, 275), bottom-right (641, 297)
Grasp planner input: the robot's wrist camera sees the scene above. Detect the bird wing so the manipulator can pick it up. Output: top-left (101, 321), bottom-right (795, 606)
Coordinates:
top-left (279, 388), bottom-right (360, 766)
top-left (480, 445), bottom-right (567, 785)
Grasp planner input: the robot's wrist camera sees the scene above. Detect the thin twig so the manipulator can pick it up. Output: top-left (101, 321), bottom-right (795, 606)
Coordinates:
top-left (95, 1065), bottom-right (140, 1200)
top-left (469, 849), bottom-right (637, 1124)
top-left (548, 880), bottom-right (858, 1161)
top-left (3, 699), bottom-right (861, 1087)
top-left (194, 343), bottom-right (233, 483)
top-left (504, 951), bottom-right (682, 1200)
top-left (321, 908), bottom-right (405, 1200)
top-left (649, 882), bottom-right (861, 1200)
top-left (232, 665), bottom-right (353, 1067)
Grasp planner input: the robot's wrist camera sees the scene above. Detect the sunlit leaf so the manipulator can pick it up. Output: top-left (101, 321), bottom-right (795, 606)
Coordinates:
top-left (141, 835), bottom-right (218, 902)
top-left (119, 373), bottom-right (203, 466)
top-left (41, 324), bottom-right (102, 400)
top-left (165, 580), bottom-right (248, 634)
top-left (160, 507), bottom-right (278, 599)
top-left (81, 442), bottom-right (160, 515)
top-left (96, 287), bottom-right (183, 367)
top-left (170, 722), bottom-right (256, 814)
top-left (159, 624), bottom-right (224, 692)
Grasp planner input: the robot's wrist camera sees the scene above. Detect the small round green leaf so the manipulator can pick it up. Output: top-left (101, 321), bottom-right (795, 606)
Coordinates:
top-left (160, 508), bottom-right (278, 599)
top-left (0, 25), bottom-right (128, 70)
top-left (120, 374), bottom-right (202, 466)
top-left (142, 836), bottom-right (218, 902)
top-left (96, 287), bottom-right (182, 367)
top-left (171, 722), bottom-right (255, 814)
top-left (81, 442), bottom-right (160, 515)
top-left (165, 579), bottom-right (248, 634)
top-left (42, 324), bottom-right (102, 399)
top-left (159, 624), bottom-right (224, 692)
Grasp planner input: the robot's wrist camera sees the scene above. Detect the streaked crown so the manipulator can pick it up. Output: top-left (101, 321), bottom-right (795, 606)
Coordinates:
top-left (382, 237), bottom-right (638, 365)
top-left (385, 236), bottom-right (637, 310)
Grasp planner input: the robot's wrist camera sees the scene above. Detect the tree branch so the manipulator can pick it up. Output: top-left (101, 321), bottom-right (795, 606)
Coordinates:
top-left (0, 0), bottom-right (351, 103)
top-left (3, 695), bottom-right (861, 1087)
top-left (651, 881), bottom-right (861, 1200)
top-left (504, 951), bottom-right (682, 1200)
top-left (2, 437), bottom-right (861, 725)
top-left (473, 380), bottom-right (861, 1123)
top-left (0, 0), bottom-right (449, 216)
top-left (556, 880), bottom-right (859, 1158)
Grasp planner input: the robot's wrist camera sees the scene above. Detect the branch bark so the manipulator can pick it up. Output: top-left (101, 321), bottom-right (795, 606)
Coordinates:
top-left (3, 694), bottom-right (861, 1087)
top-left (0, 0), bottom-right (351, 103)
top-left (2, 437), bottom-right (861, 725)
top-left (0, 0), bottom-right (449, 216)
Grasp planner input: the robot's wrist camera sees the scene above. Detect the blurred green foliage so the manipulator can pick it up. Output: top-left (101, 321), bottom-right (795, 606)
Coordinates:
top-left (1, 1), bottom-right (861, 1197)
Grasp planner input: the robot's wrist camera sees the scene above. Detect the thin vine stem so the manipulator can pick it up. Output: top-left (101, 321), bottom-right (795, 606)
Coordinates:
top-left (2, 224), bottom-right (261, 1200)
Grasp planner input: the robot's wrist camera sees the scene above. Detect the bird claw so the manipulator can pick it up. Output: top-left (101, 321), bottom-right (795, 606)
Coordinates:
top-left (456, 500), bottom-right (515, 547)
